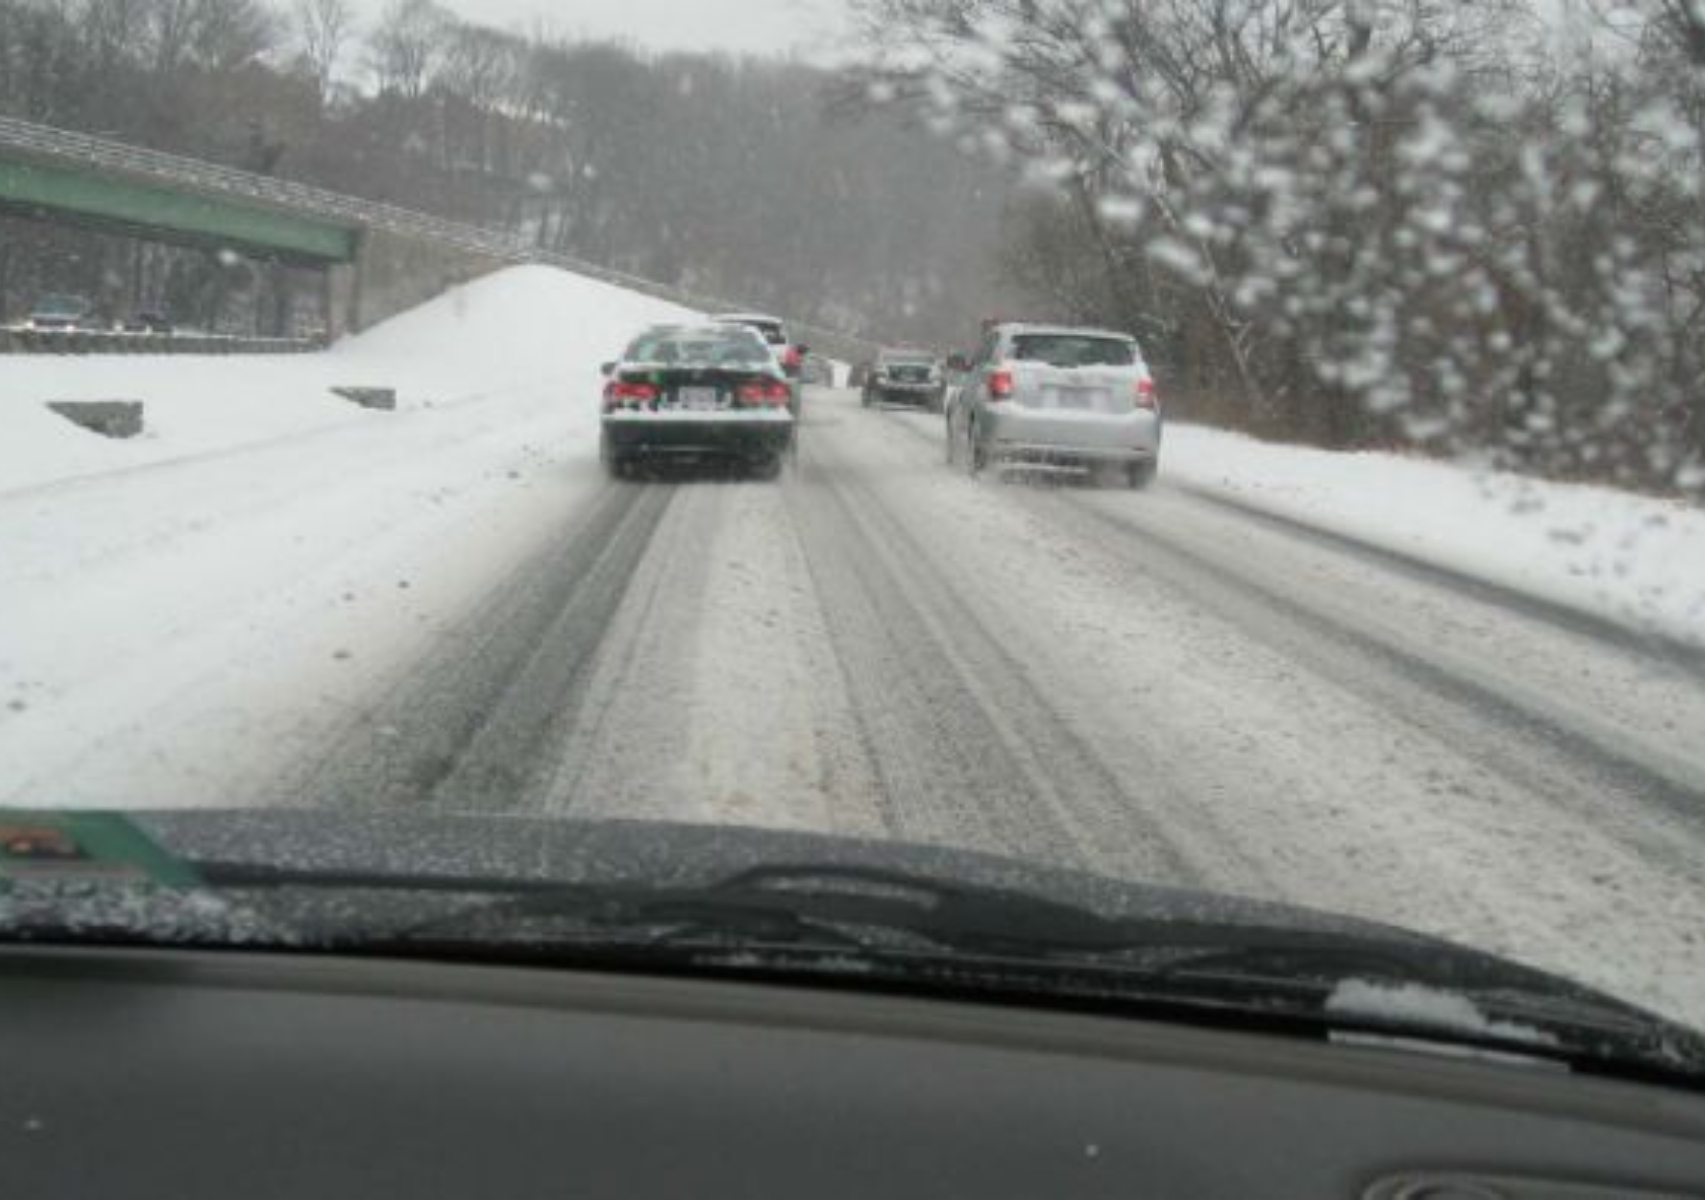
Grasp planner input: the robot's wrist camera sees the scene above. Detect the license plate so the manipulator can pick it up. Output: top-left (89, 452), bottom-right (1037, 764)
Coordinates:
top-left (677, 387), bottom-right (721, 411)
top-left (1047, 388), bottom-right (1095, 411)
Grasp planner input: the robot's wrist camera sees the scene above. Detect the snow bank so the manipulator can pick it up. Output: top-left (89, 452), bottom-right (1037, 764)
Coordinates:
top-left (0, 266), bottom-right (700, 495)
top-left (0, 266), bottom-right (698, 807)
top-left (1165, 425), bottom-right (1705, 649)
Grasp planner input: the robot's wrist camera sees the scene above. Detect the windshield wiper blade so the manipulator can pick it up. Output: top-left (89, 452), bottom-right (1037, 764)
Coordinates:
top-left (188, 859), bottom-right (1705, 1078)
top-left (190, 859), bottom-right (1625, 988)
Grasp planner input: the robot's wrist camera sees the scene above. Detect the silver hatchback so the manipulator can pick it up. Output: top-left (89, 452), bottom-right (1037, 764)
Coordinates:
top-left (945, 324), bottom-right (1162, 488)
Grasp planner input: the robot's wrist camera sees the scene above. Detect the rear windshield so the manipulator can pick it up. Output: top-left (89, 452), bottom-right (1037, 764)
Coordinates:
top-left (724, 320), bottom-right (787, 345)
top-left (626, 329), bottom-right (772, 367)
top-left (881, 353), bottom-right (936, 366)
top-left (1010, 335), bottom-right (1136, 367)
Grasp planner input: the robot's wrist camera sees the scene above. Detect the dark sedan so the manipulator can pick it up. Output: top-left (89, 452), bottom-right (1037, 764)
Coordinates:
top-left (600, 324), bottom-right (797, 480)
top-left (863, 348), bottom-right (947, 413)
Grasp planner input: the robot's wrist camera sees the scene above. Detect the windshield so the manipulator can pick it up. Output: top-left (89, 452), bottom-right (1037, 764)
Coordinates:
top-left (627, 329), bottom-right (771, 367)
top-left (1, 0), bottom-right (1704, 1078)
top-left (721, 319), bottom-right (788, 345)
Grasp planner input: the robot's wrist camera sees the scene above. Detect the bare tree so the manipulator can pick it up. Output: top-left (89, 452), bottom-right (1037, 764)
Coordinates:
top-left (142, 0), bottom-right (278, 74)
top-left (189, 0), bottom-right (280, 70)
top-left (367, 0), bottom-right (450, 101)
top-left (294, 0), bottom-right (354, 104)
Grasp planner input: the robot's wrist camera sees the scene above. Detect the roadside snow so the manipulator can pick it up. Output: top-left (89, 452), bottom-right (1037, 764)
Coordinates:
top-left (1165, 425), bottom-right (1705, 649)
top-left (0, 266), bottom-right (697, 806)
top-left (0, 266), bottom-right (698, 494)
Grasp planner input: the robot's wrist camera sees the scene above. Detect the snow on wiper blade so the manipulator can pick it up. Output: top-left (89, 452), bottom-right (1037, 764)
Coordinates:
top-left (10, 854), bottom-right (1703, 1082)
top-left (0, 878), bottom-right (297, 947)
top-left (367, 863), bottom-right (1705, 1078)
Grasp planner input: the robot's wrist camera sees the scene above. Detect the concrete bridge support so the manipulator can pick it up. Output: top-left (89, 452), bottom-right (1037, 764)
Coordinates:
top-left (328, 229), bottom-right (510, 337)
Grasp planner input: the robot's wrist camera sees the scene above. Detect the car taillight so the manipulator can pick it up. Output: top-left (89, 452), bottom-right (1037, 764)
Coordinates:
top-left (603, 380), bottom-right (658, 410)
top-left (987, 368), bottom-right (1015, 401)
top-left (1135, 377), bottom-right (1159, 410)
top-left (738, 379), bottom-right (792, 406)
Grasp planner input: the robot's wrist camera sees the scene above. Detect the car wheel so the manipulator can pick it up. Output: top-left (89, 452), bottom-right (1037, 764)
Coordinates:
top-left (965, 421), bottom-right (986, 478)
top-left (751, 454), bottom-right (784, 482)
top-left (600, 437), bottom-right (625, 480)
top-left (1127, 460), bottom-right (1158, 491)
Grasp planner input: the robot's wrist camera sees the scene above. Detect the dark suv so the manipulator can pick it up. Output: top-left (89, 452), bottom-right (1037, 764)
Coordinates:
top-left (862, 348), bottom-right (946, 413)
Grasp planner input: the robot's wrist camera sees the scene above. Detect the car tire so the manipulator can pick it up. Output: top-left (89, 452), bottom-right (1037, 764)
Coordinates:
top-left (600, 436), bottom-right (626, 480)
top-left (965, 422), bottom-right (987, 478)
top-left (1127, 460), bottom-right (1158, 491)
top-left (751, 455), bottom-right (784, 482)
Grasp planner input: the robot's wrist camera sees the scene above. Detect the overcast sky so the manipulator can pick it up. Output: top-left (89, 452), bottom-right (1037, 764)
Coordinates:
top-left (358, 0), bottom-right (851, 58)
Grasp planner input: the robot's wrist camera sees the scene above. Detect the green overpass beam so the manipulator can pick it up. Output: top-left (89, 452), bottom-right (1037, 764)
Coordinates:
top-left (0, 156), bottom-right (358, 263)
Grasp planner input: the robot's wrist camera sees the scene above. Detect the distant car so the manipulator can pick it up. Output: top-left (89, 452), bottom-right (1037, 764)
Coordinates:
top-left (863, 348), bottom-right (947, 413)
top-left (711, 313), bottom-right (809, 418)
top-left (122, 310), bottom-right (173, 335)
top-left (26, 294), bottom-right (101, 332)
top-left (600, 323), bottom-right (796, 480)
top-left (945, 323), bottom-right (1162, 489)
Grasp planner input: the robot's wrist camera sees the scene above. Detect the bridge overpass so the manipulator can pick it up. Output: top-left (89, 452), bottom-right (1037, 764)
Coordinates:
top-left (0, 116), bottom-right (877, 359)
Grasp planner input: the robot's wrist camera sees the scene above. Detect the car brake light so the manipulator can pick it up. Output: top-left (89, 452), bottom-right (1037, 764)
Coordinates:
top-left (738, 379), bottom-right (792, 406)
top-left (603, 380), bottom-right (658, 410)
top-left (1135, 377), bottom-right (1158, 410)
top-left (987, 368), bottom-right (1015, 401)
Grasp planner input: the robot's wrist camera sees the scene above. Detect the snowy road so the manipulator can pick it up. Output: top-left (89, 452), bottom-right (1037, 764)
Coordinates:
top-left (2, 259), bottom-right (1702, 1031)
top-left (233, 385), bottom-right (1705, 1029)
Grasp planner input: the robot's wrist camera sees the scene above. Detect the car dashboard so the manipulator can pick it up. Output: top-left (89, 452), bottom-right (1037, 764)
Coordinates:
top-left (1, 946), bottom-right (1701, 1198)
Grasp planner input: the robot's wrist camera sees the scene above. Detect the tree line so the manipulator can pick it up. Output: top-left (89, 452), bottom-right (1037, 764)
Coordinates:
top-left (0, 0), bottom-right (1018, 345)
top-left (850, 0), bottom-right (1705, 497)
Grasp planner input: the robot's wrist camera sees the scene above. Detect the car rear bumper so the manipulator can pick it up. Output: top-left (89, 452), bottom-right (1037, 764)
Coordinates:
top-left (602, 412), bottom-right (795, 461)
top-left (984, 408), bottom-right (1161, 463)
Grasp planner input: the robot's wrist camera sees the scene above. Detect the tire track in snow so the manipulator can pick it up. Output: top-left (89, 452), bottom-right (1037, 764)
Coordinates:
top-left (857, 396), bottom-right (1705, 1027)
top-left (1038, 490), bottom-right (1705, 873)
top-left (271, 481), bottom-right (671, 811)
top-left (542, 476), bottom-right (891, 836)
top-left (788, 432), bottom-right (1202, 886)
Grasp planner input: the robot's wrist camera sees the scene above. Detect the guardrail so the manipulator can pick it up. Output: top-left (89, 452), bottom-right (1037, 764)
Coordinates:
top-left (1, 326), bottom-right (325, 356)
top-left (0, 116), bottom-right (881, 361)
